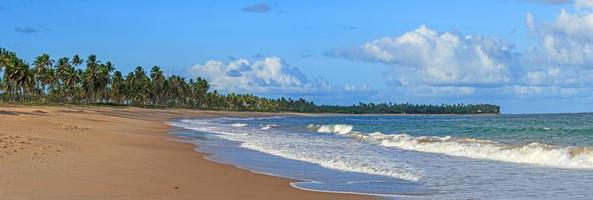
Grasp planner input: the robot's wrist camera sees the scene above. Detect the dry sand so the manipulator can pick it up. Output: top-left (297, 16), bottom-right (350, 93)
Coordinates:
top-left (0, 105), bottom-right (372, 200)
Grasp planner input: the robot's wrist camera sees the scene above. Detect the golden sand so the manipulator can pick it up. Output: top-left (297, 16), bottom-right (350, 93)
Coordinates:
top-left (0, 105), bottom-right (370, 200)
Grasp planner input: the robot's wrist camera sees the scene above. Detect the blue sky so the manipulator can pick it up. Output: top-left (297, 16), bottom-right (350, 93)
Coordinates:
top-left (2, 0), bottom-right (593, 113)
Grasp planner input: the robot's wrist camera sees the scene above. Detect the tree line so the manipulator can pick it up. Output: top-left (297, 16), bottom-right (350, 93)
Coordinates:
top-left (0, 48), bottom-right (500, 114)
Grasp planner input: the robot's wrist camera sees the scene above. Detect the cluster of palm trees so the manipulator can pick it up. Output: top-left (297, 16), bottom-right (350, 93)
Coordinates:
top-left (0, 48), bottom-right (211, 107)
top-left (0, 48), bottom-right (500, 114)
top-left (0, 48), bottom-right (321, 111)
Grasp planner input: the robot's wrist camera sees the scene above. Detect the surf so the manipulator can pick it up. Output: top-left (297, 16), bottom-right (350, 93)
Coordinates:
top-left (324, 128), bottom-right (593, 169)
top-left (308, 124), bottom-right (354, 134)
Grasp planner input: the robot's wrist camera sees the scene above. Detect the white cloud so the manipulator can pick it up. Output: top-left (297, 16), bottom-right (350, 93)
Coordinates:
top-left (326, 22), bottom-right (593, 101)
top-left (404, 86), bottom-right (477, 97)
top-left (344, 84), bottom-right (371, 92)
top-left (328, 25), bottom-right (515, 87)
top-left (575, 0), bottom-right (593, 9)
top-left (526, 12), bottom-right (537, 31)
top-left (193, 3), bottom-right (593, 110)
top-left (516, 5), bottom-right (593, 105)
top-left (549, 9), bottom-right (593, 41)
top-left (518, 65), bottom-right (593, 86)
top-left (508, 85), bottom-right (589, 97)
top-left (190, 57), bottom-right (319, 94)
top-left (190, 57), bottom-right (374, 100)
top-left (522, 6), bottom-right (593, 90)
top-left (527, 9), bottom-right (593, 66)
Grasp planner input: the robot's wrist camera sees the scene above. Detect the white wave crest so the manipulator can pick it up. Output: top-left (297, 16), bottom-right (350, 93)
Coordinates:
top-left (261, 124), bottom-right (278, 130)
top-left (231, 123), bottom-right (248, 127)
top-left (308, 124), bottom-right (353, 134)
top-left (170, 119), bottom-right (420, 182)
top-left (346, 132), bottom-right (593, 169)
top-left (240, 141), bottom-right (420, 181)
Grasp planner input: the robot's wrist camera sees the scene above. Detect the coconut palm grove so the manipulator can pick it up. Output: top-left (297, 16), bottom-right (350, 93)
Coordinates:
top-left (0, 48), bottom-right (499, 114)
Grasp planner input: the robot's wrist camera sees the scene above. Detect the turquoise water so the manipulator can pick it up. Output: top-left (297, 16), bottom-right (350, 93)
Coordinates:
top-left (169, 113), bottom-right (593, 199)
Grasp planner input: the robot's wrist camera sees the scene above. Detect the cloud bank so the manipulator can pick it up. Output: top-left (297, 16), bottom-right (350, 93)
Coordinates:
top-left (523, 4), bottom-right (593, 88)
top-left (575, 0), bottom-right (593, 9)
top-left (327, 25), bottom-right (516, 87)
top-left (189, 57), bottom-right (374, 103)
top-left (327, 1), bottom-right (593, 104)
top-left (195, 0), bottom-right (593, 112)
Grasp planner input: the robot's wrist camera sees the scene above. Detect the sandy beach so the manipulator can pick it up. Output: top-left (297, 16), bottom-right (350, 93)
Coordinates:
top-left (0, 105), bottom-right (370, 200)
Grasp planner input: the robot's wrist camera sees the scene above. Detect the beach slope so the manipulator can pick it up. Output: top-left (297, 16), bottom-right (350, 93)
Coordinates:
top-left (0, 106), bottom-right (370, 200)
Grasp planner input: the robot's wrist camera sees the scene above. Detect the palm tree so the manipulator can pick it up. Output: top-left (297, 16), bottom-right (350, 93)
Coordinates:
top-left (84, 55), bottom-right (99, 103)
top-left (127, 66), bottom-right (149, 105)
top-left (55, 57), bottom-right (74, 102)
top-left (74, 69), bottom-right (86, 102)
top-left (70, 55), bottom-right (83, 102)
top-left (16, 61), bottom-right (32, 101)
top-left (1, 54), bottom-right (17, 100)
top-left (45, 67), bottom-right (57, 101)
top-left (0, 49), bottom-right (10, 100)
top-left (149, 66), bottom-right (165, 105)
top-left (32, 54), bottom-right (53, 101)
top-left (0, 48), bottom-right (10, 73)
top-left (71, 55), bottom-right (83, 68)
top-left (1, 52), bottom-right (30, 102)
top-left (110, 71), bottom-right (125, 104)
top-left (195, 77), bottom-right (209, 108)
top-left (96, 61), bottom-right (114, 103)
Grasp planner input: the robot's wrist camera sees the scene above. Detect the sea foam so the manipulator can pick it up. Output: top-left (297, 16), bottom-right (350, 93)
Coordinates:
top-left (239, 139), bottom-right (421, 182)
top-left (338, 131), bottom-right (593, 169)
top-left (169, 119), bottom-right (421, 182)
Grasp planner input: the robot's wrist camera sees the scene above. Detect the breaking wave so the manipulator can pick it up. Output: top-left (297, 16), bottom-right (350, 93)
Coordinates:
top-left (169, 120), bottom-right (421, 182)
top-left (231, 123), bottom-right (248, 127)
top-left (260, 124), bottom-right (278, 130)
top-left (324, 129), bottom-right (593, 169)
top-left (308, 124), bottom-right (353, 134)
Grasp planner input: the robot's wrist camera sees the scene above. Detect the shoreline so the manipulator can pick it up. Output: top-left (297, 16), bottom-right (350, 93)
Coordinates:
top-left (173, 133), bottom-right (391, 199)
top-left (0, 105), bottom-right (372, 200)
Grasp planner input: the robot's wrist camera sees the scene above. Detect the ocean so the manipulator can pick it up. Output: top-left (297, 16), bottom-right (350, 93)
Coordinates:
top-left (168, 114), bottom-right (593, 199)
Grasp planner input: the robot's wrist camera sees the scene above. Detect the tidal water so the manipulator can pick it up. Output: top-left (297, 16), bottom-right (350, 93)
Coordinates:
top-left (168, 113), bottom-right (593, 199)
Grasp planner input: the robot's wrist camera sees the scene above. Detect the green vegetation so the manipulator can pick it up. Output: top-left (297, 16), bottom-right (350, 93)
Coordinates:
top-left (0, 48), bottom-right (499, 114)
